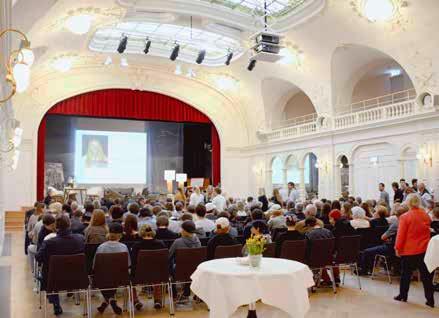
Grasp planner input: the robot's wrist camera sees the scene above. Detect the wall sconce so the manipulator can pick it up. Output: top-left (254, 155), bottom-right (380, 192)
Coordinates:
top-left (252, 163), bottom-right (264, 177)
top-left (0, 121), bottom-right (23, 170)
top-left (416, 149), bottom-right (432, 167)
top-left (369, 156), bottom-right (379, 166)
top-left (315, 159), bottom-right (329, 173)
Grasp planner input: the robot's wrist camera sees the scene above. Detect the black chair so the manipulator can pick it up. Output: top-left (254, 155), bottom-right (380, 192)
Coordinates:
top-left (90, 252), bottom-right (133, 318)
top-left (131, 249), bottom-right (171, 313)
top-left (307, 238), bottom-right (337, 293)
top-left (279, 240), bottom-right (307, 263)
top-left (263, 242), bottom-right (276, 258)
top-left (163, 239), bottom-right (176, 249)
top-left (84, 243), bottom-right (100, 275)
top-left (170, 247), bottom-right (207, 315)
top-left (270, 228), bottom-right (287, 241)
top-left (44, 254), bottom-right (90, 318)
top-left (356, 228), bottom-right (385, 250)
top-left (333, 236), bottom-right (362, 289)
top-left (214, 244), bottom-right (242, 259)
top-left (199, 237), bottom-right (209, 246)
top-left (236, 236), bottom-right (246, 244)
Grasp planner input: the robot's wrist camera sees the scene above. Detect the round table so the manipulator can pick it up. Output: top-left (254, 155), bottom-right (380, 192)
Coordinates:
top-left (190, 257), bottom-right (315, 318)
top-left (425, 235), bottom-right (439, 272)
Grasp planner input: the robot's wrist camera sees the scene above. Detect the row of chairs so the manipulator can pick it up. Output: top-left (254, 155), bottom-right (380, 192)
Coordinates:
top-left (41, 235), bottom-right (363, 317)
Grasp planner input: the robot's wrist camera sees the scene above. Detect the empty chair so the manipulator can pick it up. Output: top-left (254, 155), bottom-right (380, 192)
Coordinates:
top-left (131, 249), bottom-right (171, 312)
top-left (307, 238), bottom-right (337, 293)
top-left (44, 254), bottom-right (90, 318)
top-left (90, 252), bottom-right (133, 318)
top-left (170, 247), bottom-right (207, 315)
top-left (333, 236), bottom-right (362, 289)
top-left (279, 240), bottom-right (307, 263)
top-left (263, 242), bottom-right (276, 258)
top-left (214, 244), bottom-right (242, 259)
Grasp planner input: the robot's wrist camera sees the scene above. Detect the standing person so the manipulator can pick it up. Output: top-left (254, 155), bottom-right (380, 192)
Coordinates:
top-left (394, 194), bottom-right (434, 308)
top-left (257, 188), bottom-right (269, 212)
top-left (378, 183), bottom-right (390, 208)
top-left (392, 182), bottom-right (404, 203)
top-left (174, 187), bottom-right (186, 204)
top-left (212, 188), bottom-right (227, 212)
top-left (418, 183), bottom-right (432, 208)
top-left (287, 182), bottom-right (300, 203)
top-left (189, 187), bottom-right (204, 206)
top-left (271, 188), bottom-right (284, 207)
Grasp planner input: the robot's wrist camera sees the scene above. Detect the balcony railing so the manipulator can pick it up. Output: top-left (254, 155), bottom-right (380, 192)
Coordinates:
top-left (260, 90), bottom-right (437, 142)
top-left (271, 113), bottom-right (318, 129)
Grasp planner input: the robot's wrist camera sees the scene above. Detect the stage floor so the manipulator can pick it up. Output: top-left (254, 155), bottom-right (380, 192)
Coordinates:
top-left (0, 231), bottom-right (438, 317)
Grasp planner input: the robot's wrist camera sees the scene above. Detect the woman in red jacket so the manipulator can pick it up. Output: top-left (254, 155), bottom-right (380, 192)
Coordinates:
top-left (394, 193), bottom-right (434, 307)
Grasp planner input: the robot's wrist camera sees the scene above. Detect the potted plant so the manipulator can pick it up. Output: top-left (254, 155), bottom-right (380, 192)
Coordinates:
top-left (246, 234), bottom-right (266, 267)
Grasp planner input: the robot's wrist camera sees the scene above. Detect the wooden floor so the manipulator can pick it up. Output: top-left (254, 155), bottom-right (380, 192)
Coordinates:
top-left (0, 231), bottom-right (438, 318)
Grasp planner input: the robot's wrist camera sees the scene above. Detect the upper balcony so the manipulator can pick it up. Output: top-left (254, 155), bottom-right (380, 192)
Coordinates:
top-left (259, 89), bottom-right (437, 142)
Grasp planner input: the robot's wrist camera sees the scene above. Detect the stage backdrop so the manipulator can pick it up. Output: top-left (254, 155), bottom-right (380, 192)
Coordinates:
top-left (37, 89), bottom-right (221, 200)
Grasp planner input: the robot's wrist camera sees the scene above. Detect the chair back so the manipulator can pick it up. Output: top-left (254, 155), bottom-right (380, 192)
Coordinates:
top-left (271, 228), bottom-right (287, 241)
top-left (199, 237), bottom-right (209, 246)
top-left (47, 254), bottom-right (89, 293)
top-left (85, 243), bottom-right (100, 274)
top-left (236, 236), bottom-right (245, 244)
top-left (334, 236), bottom-right (361, 264)
top-left (163, 240), bottom-right (176, 249)
top-left (307, 238), bottom-right (335, 268)
top-left (175, 247), bottom-right (207, 282)
top-left (279, 240), bottom-right (307, 263)
top-left (214, 244), bottom-right (242, 259)
top-left (263, 242), bottom-right (276, 258)
top-left (132, 249), bottom-right (169, 285)
top-left (92, 252), bottom-right (130, 289)
top-left (356, 228), bottom-right (383, 250)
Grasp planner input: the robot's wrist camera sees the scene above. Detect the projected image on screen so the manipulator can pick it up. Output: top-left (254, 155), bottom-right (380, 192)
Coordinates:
top-left (74, 130), bottom-right (147, 184)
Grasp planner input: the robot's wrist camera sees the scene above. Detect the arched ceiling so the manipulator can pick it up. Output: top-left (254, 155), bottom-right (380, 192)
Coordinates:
top-left (8, 0), bottom-right (439, 145)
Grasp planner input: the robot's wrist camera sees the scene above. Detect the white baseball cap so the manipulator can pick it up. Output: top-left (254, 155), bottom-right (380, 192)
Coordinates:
top-left (206, 202), bottom-right (216, 212)
top-left (215, 217), bottom-right (230, 229)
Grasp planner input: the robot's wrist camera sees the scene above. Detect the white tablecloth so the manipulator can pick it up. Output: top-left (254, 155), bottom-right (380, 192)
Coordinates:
top-left (425, 235), bottom-right (439, 272)
top-left (190, 257), bottom-right (315, 318)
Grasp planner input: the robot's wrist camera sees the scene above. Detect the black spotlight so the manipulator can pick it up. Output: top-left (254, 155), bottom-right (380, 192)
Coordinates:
top-left (144, 39), bottom-right (151, 54)
top-left (225, 51), bottom-right (233, 65)
top-left (117, 35), bottom-right (128, 54)
top-left (247, 59), bottom-right (257, 71)
top-left (196, 49), bottom-right (206, 64)
top-left (170, 44), bottom-right (180, 61)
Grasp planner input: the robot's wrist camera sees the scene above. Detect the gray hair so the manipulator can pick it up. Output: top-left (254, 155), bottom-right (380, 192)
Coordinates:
top-left (352, 206), bottom-right (366, 219)
top-left (305, 204), bottom-right (317, 216)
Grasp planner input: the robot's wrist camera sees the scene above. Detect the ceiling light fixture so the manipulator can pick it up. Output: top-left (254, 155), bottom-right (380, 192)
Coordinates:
top-left (52, 57), bottom-right (72, 73)
top-left (117, 35), bottom-right (128, 54)
top-left (362, 0), bottom-right (396, 22)
top-left (247, 59), bottom-right (257, 71)
top-left (65, 15), bottom-right (94, 35)
top-left (170, 43), bottom-right (180, 61)
top-left (225, 51), bottom-right (233, 66)
top-left (144, 38), bottom-right (152, 54)
top-left (196, 49), bottom-right (206, 64)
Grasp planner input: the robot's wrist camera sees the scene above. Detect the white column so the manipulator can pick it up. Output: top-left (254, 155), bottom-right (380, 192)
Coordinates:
top-left (282, 168), bottom-right (288, 188)
top-left (266, 169), bottom-right (273, 195)
top-left (334, 163), bottom-right (341, 199)
top-left (299, 166), bottom-right (306, 201)
top-left (348, 163), bottom-right (354, 196)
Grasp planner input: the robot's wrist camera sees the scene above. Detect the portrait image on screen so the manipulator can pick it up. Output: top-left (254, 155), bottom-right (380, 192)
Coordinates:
top-left (82, 135), bottom-right (109, 169)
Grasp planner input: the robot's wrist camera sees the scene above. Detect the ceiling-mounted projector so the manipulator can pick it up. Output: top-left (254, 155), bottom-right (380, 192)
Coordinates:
top-left (250, 31), bottom-right (284, 63)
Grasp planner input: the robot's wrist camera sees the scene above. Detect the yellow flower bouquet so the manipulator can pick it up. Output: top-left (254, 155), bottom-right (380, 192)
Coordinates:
top-left (246, 234), bottom-right (266, 267)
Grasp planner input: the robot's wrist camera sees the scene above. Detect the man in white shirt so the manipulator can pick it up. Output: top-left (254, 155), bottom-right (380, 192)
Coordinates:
top-left (418, 183), bottom-right (432, 208)
top-left (194, 205), bottom-right (215, 236)
top-left (212, 188), bottom-right (227, 212)
top-left (287, 182), bottom-right (300, 203)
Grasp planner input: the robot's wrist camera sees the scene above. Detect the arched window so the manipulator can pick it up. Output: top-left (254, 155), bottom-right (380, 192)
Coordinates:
top-left (271, 157), bottom-right (283, 186)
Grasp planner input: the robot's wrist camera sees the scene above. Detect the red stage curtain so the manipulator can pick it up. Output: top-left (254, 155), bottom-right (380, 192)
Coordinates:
top-left (37, 89), bottom-right (221, 200)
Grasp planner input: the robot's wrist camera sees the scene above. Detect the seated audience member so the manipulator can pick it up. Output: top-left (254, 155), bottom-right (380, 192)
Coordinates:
top-left (350, 207), bottom-right (370, 229)
top-left (94, 222), bottom-right (130, 315)
top-left (138, 206), bottom-right (157, 230)
top-left (152, 205), bottom-right (163, 217)
top-left (205, 203), bottom-right (217, 220)
top-left (341, 202), bottom-right (353, 220)
top-left (243, 209), bottom-right (266, 239)
top-left (329, 209), bottom-right (355, 239)
top-left (27, 203), bottom-right (45, 266)
top-left (361, 202), bottom-right (373, 218)
top-left (331, 200), bottom-right (341, 211)
top-left (81, 210), bottom-right (92, 228)
top-left (430, 207), bottom-right (439, 235)
top-left (36, 215), bottom-right (85, 316)
top-left (257, 188), bottom-right (269, 212)
top-left (217, 211), bottom-right (238, 237)
top-left (37, 214), bottom-right (56, 250)
top-left (359, 205), bottom-right (409, 275)
top-left (110, 205), bottom-right (124, 223)
top-left (314, 200), bottom-right (323, 218)
top-left (206, 217), bottom-right (239, 260)
top-left (212, 187), bottom-right (227, 212)
top-left (236, 201), bottom-right (248, 218)
top-left (319, 203), bottom-right (331, 224)
top-left (189, 187), bottom-right (204, 206)
top-left (173, 201), bottom-right (184, 219)
top-left (131, 224), bottom-right (166, 310)
top-left (296, 205), bottom-right (324, 234)
top-left (294, 203), bottom-right (305, 220)
top-left (124, 202), bottom-right (140, 220)
top-left (194, 204), bottom-right (216, 237)
top-left (305, 216), bottom-right (334, 241)
top-left (155, 215), bottom-right (179, 240)
top-left (70, 209), bottom-right (86, 234)
top-left (370, 205), bottom-right (389, 228)
top-left (268, 209), bottom-right (287, 232)
top-left (392, 182), bottom-right (404, 203)
top-left (275, 215), bottom-right (304, 256)
top-left (121, 214), bottom-right (141, 243)
top-left (418, 182), bottom-right (432, 208)
top-left (285, 201), bottom-right (296, 216)
top-left (84, 209), bottom-right (108, 244)
top-left (250, 220), bottom-right (272, 242)
top-left (62, 204), bottom-right (72, 217)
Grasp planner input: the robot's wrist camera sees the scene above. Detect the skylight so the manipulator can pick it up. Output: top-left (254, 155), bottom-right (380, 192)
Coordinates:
top-left (89, 21), bottom-right (243, 66)
top-left (199, 0), bottom-right (309, 17)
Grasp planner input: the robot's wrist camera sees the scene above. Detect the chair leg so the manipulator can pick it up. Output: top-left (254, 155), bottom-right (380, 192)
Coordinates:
top-left (329, 267), bottom-right (337, 294)
top-left (169, 282), bottom-right (175, 316)
top-left (75, 292), bottom-right (80, 306)
top-left (87, 288), bottom-right (92, 318)
top-left (43, 292), bottom-right (47, 318)
top-left (371, 255), bottom-right (379, 280)
top-left (342, 266), bottom-right (346, 285)
top-left (127, 287), bottom-right (134, 318)
top-left (383, 257), bottom-right (391, 284)
top-left (354, 263), bottom-right (362, 290)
